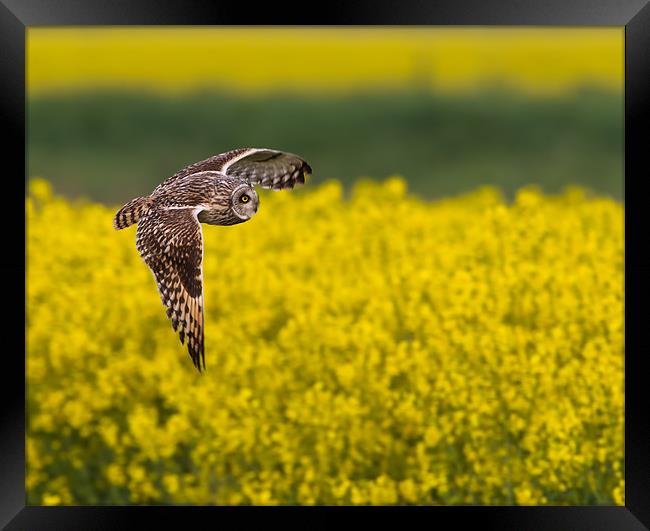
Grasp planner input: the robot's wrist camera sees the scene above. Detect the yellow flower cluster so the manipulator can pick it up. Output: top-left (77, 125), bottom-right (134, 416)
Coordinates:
top-left (26, 177), bottom-right (624, 505)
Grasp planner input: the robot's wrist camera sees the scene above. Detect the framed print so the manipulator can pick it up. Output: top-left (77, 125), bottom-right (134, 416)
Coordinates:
top-left (4, 0), bottom-right (649, 529)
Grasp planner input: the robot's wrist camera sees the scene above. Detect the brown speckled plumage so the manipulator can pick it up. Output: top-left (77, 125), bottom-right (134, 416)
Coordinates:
top-left (113, 148), bottom-right (312, 372)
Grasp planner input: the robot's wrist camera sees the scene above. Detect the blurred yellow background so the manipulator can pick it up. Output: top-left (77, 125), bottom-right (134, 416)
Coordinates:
top-left (28, 27), bottom-right (623, 95)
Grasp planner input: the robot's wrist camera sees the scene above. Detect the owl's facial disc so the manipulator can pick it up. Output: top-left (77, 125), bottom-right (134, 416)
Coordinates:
top-left (231, 184), bottom-right (259, 220)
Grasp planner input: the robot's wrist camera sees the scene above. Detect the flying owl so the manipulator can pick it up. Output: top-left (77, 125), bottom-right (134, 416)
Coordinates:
top-left (113, 148), bottom-right (312, 372)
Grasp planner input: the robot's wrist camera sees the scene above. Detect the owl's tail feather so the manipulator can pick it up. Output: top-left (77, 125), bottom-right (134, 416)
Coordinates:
top-left (113, 196), bottom-right (152, 230)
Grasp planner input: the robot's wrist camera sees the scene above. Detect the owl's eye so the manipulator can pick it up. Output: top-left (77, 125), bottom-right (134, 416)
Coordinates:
top-left (241, 194), bottom-right (250, 203)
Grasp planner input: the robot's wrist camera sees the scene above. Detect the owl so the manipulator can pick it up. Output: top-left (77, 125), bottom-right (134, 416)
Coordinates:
top-left (113, 148), bottom-right (312, 372)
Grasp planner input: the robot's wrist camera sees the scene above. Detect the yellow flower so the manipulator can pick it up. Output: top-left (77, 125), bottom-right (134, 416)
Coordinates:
top-left (612, 482), bottom-right (625, 506)
top-left (106, 464), bottom-right (126, 486)
top-left (42, 494), bottom-right (61, 506)
top-left (163, 474), bottom-right (180, 495)
top-left (399, 479), bottom-right (419, 503)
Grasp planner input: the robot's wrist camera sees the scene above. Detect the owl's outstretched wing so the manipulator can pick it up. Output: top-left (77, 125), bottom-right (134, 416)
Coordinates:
top-left (221, 148), bottom-right (312, 190)
top-left (157, 148), bottom-right (312, 192)
top-left (136, 207), bottom-right (205, 371)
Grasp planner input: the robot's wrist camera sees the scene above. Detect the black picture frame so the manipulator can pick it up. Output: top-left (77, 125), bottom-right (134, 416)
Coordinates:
top-left (4, 1), bottom-right (648, 529)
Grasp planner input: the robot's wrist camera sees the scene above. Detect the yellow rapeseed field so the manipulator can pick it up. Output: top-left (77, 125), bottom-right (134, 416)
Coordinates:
top-left (27, 28), bottom-right (622, 95)
top-left (26, 177), bottom-right (623, 505)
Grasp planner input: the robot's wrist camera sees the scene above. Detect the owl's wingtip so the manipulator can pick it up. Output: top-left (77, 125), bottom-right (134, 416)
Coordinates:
top-left (194, 357), bottom-right (206, 374)
top-left (189, 343), bottom-right (206, 373)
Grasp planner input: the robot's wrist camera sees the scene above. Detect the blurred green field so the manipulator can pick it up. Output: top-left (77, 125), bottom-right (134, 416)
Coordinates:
top-left (27, 88), bottom-right (622, 203)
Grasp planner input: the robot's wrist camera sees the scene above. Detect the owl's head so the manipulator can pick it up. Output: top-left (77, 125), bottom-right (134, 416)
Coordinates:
top-left (230, 182), bottom-right (259, 221)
